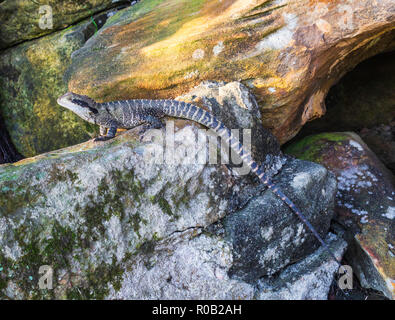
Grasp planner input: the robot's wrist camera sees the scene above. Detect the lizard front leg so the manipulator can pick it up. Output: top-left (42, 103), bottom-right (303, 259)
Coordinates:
top-left (99, 125), bottom-right (107, 136)
top-left (94, 124), bottom-right (117, 142)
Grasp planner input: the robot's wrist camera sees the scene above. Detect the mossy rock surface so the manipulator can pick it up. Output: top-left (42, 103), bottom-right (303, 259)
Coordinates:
top-left (284, 132), bottom-right (350, 163)
top-left (0, 0), bottom-right (124, 49)
top-left (0, 19), bottom-right (99, 157)
top-left (0, 128), bottom-right (340, 299)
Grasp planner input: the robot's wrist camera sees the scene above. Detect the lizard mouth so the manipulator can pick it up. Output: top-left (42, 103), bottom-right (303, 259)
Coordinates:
top-left (57, 92), bottom-right (72, 104)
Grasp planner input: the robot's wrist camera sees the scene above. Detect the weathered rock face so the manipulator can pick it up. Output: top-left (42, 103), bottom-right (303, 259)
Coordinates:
top-left (257, 233), bottom-right (347, 300)
top-left (108, 231), bottom-right (345, 300)
top-left (285, 132), bottom-right (395, 299)
top-left (0, 84), bottom-right (342, 299)
top-left (0, 0), bottom-right (129, 49)
top-left (224, 157), bottom-right (337, 281)
top-left (0, 17), bottom-right (103, 157)
top-left (291, 51), bottom-right (395, 140)
top-left (65, 0), bottom-right (395, 144)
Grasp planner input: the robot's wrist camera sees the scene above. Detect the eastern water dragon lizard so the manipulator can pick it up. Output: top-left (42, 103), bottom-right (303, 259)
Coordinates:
top-left (57, 92), bottom-right (344, 268)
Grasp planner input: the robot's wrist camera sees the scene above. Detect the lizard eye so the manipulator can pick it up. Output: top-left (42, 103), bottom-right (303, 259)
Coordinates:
top-left (71, 98), bottom-right (98, 114)
top-left (71, 98), bottom-right (90, 108)
top-left (88, 107), bottom-right (98, 114)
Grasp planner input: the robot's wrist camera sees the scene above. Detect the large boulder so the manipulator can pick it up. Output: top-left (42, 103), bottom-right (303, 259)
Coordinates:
top-left (65, 0), bottom-right (395, 144)
top-left (0, 82), bottom-right (342, 299)
top-left (223, 157), bottom-right (337, 281)
top-left (286, 132), bottom-right (395, 299)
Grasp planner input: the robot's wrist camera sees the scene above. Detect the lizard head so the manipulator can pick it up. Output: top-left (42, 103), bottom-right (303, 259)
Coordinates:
top-left (57, 92), bottom-right (99, 123)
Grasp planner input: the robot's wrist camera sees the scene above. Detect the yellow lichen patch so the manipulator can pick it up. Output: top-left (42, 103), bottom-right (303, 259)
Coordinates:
top-left (10, 156), bottom-right (41, 167)
top-left (308, 0), bottom-right (339, 5)
top-left (140, 0), bottom-right (271, 59)
top-left (70, 0), bottom-right (284, 101)
top-left (250, 76), bottom-right (288, 90)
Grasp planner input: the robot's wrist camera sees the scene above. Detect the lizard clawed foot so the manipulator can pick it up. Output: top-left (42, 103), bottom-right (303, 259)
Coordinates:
top-left (94, 136), bottom-right (112, 142)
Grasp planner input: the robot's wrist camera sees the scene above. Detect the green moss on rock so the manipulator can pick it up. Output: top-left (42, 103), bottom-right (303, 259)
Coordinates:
top-left (0, 0), bottom-right (121, 49)
top-left (284, 132), bottom-right (350, 162)
top-left (0, 18), bottom-right (99, 157)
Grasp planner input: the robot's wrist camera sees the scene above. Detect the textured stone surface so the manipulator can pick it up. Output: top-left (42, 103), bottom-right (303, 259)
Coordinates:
top-left (293, 52), bottom-right (395, 138)
top-left (286, 132), bottom-right (395, 299)
top-left (257, 233), bottom-right (347, 300)
top-left (0, 85), bottom-right (340, 299)
top-left (0, 0), bottom-right (128, 49)
top-left (108, 229), bottom-right (256, 300)
top-left (0, 130), bottom-right (340, 299)
top-left (223, 158), bottom-right (337, 281)
top-left (65, 0), bottom-right (395, 144)
top-left (0, 16), bottom-right (102, 157)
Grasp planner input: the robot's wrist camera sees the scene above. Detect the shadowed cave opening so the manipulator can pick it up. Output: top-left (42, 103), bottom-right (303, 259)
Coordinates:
top-left (284, 51), bottom-right (395, 174)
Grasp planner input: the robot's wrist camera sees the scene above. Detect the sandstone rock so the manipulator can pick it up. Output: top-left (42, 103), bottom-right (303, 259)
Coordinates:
top-left (65, 0), bottom-right (395, 144)
top-left (0, 0), bottom-right (129, 49)
top-left (290, 51), bottom-right (395, 141)
top-left (0, 84), bottom-right (340, 299)
top-left (286, 132), bottom-right (395, 299)
top-left (0, 16), bottom-right (105, 157)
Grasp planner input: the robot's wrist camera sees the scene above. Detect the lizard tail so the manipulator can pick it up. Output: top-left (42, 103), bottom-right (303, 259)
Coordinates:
top-left (163, 100), bottom-right (343, 267)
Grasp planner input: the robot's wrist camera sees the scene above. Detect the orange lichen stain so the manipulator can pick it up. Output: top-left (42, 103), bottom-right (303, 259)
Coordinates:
top-left (140, 0), bottom-right (256, 57)
top-left (157, 18), bottom-right (171, 28)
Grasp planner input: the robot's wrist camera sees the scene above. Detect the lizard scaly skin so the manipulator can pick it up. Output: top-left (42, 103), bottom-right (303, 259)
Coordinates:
top-left (57, 92), bottom-right (343, 267)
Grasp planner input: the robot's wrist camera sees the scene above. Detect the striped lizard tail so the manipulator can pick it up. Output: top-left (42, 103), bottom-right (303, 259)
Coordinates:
top-left (162, 99), bottom-right (343, 267)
